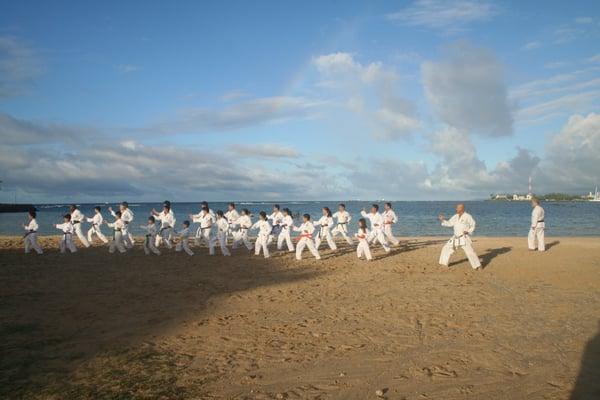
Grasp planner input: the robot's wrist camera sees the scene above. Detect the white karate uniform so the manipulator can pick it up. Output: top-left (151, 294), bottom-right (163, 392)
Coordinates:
top-left (332, 210), bottom-right (353, 245)
top-left (155, 211), bottom-right (175, 248)
top-left (70, 209), bottom-right (90, 247)
top-left (232, 215), bottom-right (253, 250)
top-left (141, 224), bottom-right (161, 255)
top-left (251, 219), bottom-right (272, 258)
top-left (314, 215), bottom-right (337, 250)
top-left (382, 209), bottom-right (400, 246)
top-left (23, 219), bottom-right (43, 254)
top-left (355, 228), bottom-right (372, 261)
top-left (192, 211), bottom-right (216, 255)
top-left (439, 212), bottom-right (481, 269)
top-left (293, 222), bottom-right (321, 260)
top-left (175, 226), bottom-right (194, 256)
top-left (528, 205), bottom-right (545, 251)
top-left (360, 210), bottom-right (390, 252)
top-left (225, 209), bottom-right (240, 243)
top-left (56, 222), bottom-right (77, 253)
top-left (86, 213), bottom-right (108, 244)
top-left (112, 208), bottom-right (135, 248)
top-left (277, 215), bottom-right (295, 251)
top-left (215, 218), bottom-right (232, 256)
top-left (107, 219), bottom-right (127, 254)
top-left (267, 211), bottom-right (284, 244)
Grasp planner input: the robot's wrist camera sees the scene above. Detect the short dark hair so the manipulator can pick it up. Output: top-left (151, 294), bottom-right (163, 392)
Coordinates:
top-left (29, 210), bottom-right (37, 218)
top-left (273, 204), bottom-right (280, 210)
top-left (94, 206), bottom-right (101, 212)
top-left (121, 201), bottom-right (129, 207)
top-left (216, 210), bottom-right (224, 217)
top-left (303, 213), bottom-right (310, 220)
top-left (183, 220), bottom-right (190, 226)
top-left (228, 202), bottom-right (235, 208)
top-left (259, 211), bottom-right (267, 220)
top-left (338, 203), bottom-right (346, 209)
top-left (148, 215), bottom-right (155, 223)
top-left (242, 208), bottom-right (250, 215)
top-left (371, 204), bottom-right (379, 211)
top-left (64, 214), bottom-right (71, 221)
top-left (385, 202), bottom-right (392, 208)
top-left (114, 211), bottom-right (122, 218)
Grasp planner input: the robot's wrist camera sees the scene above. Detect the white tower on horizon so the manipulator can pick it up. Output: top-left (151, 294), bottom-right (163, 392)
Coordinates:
top-left (528, 176), bottom-right (532, 196)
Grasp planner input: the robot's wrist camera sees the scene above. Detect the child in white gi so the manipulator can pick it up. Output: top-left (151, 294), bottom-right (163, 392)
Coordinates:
top-left (361, 204), bottom-right (390, 253)
top-left (267, 204), bottom-right (283, 245)
top-left (55, 214), bottom-right (77, 253)
top-left (23, 209), bottom-right (43, 254)
top-left (314, 207), bottom-right (337, 251)
top-left (152, 201), bottom-right (175, 249)
top-left (292, 214), bottom-right (321, 260)
top-left (175, 220), bottom-right (194, 256)
top-left (70, 204), bottom-right (90, 248)
top-left (355, 218), bottom-right (372, 261)
top-left (382, 202), bottom-right (400, 246)
top-left (140, 216), bottom-right (161, 255)
top-left (332, 203), bottom-right (353, 245)
top-left (109, 202), bottom-right (134, 248)
top-left (277, 208), bottom-right (295, 252)
top-left (224, 203), bottom-right (239, 244)
top-left (190, 206), bottom-right (216, 255)
top-left (232, 209), bottom-right (253, 250)
top-left (106, 211), bottom-right (127, 254)
top-left (215, 211), bottom-right (231, 256)
top-left (251, 211), bottom-right (272, 258)
top-left (86, 206), bottom-right (108, 244)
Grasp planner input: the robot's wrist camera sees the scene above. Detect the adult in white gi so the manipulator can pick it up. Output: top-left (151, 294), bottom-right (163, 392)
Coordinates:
top-left (190, 207), bottom-right (216, 255)
top-left (382, 202), bottom-right (400, 246)
top-left (277, 208), bottom-right (295, 252)
top-left (23, 209), bottom-right (43, 254)
top-left (152, 201), bottom-right (176, 248)
top-left (360, 204), bottom-right (390, 253)
top-left (267, 205), bottom-right (283, 245)
top-left (55, 214), bottom-right (77, 253)
top-left (70, 205), bottom-right (90, 247)
top-left (528, 198), bottom-right (545, 252)
top-left (224, 203), bottom-right (240, 244)
top-left (232, 209), bottom-right (253, 250)
top-left (140, 216), bottom-right (161, 255)
top-left (251, 211), bottom-right (272, 258)
top-left (354, 218), bottom-right (372, 261)
top-left (175, 220), bottom-right (194, 256)
top-left (292, 214), bottom-right (321, 260)
top-left (106, 212), bottom-right (127, 254)
top-left (438, 204), bottom-right (481, 270)
top-left (331, 203), bottom-right (353, 245)
top-left (86, 206), bottom-right (108, 244)
top-left (109, 202), bottom-right (134, 248)
top-left (215, 211), bottom-right (232, 256)
top-left (314, 207), bottom-right (337, 250)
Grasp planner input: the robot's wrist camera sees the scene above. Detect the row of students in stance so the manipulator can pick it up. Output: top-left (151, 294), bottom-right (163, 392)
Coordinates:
top-left (22, 199), bottom-right (546, 268)
top-left (22, 201), bottom-right (401, 262)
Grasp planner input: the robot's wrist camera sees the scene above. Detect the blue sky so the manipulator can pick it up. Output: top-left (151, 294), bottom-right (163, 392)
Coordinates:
top-left (1, 0), bottom-right (599, 202)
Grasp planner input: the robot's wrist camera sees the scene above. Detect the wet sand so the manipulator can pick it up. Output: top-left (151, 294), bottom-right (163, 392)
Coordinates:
top-left (1, 235), bottom-right (599, 399)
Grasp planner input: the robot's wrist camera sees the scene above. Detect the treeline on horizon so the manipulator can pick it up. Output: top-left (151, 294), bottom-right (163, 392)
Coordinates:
top-left (489, 193), bottom-right (591, 201)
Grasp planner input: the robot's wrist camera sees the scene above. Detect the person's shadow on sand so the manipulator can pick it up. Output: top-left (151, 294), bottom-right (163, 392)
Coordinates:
top-left (545, 240), bottom-right (560, 250)
top-left (448, 246), bottom-right (512, 268)
top-left (570, 322), bottom-right (600, 399)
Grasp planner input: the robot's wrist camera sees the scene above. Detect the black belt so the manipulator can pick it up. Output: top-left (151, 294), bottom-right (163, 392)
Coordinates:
top-left (73, 220), bottom-right (81, 224)
top-left (23, 230), bottom-right (36, 238)
top-left (538, 219), bottom-right (544, 222)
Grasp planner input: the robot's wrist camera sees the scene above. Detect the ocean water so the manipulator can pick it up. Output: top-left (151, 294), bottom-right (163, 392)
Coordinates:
top-left (1, 201), bottom-right (599, 237)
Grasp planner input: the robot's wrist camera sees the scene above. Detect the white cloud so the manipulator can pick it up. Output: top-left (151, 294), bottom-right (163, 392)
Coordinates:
top-left (386, 0), bottom-right (497, 33)
top-left (421, 42), bottom-right (513, 136)
top-left (227, 143), bottom-right (300, 159)
top-left (116, 64), bottom-right (140, 73)
top-left (574, 17), bottom-right (593, 24)
top-left (588, 54), bottom-right (600, 63)
top-left (0, 36), bottom-right (42, 98)
top-left (0, 112), bottom-right (94, 145)
top-left (522, 41), bottom-right (542, 51)
top-left (220, 90), bottom-right (248, 102)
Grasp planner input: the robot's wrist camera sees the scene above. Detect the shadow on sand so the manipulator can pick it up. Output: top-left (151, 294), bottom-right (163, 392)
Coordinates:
top-left (448, 246), bottom-right (512, 268)
top-left (546, 240), bottom-right (560, 250)
top-left (570, 322), bottom-right (600, 399)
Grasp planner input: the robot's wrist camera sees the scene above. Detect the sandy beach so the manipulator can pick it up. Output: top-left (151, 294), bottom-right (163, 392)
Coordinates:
top-left (1, 235), bottom-right (599, 399)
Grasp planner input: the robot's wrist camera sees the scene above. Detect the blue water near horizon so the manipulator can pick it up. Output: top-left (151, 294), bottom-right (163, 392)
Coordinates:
top-left (0, 200), bottom-right (599, 237)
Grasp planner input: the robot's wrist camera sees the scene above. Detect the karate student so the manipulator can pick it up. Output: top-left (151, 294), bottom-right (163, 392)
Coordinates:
top-left (277, 208), bottom-right (295, 252)
top-left (232, 209), bottom-right (254, 250)
top-left (382, 202), bottom-right (400, 246)
top-left (106, 211), bottom-right (127, 254)
top-left (175, 220), bottom-right (194, 256)
top-left (224, 203), bottom-right (240, 243)
top-left (528, 198), bottom-right (545, 252)
top-left (215, 211), bottom-right (232, 256)
top-left (55, 214), bottom-right (77, 253)
top-left (332, 203), bottom-right (353, 245)
top-left (190, 206), bottom-right (216, 255)
top-left (314, 207), bottom-right (337, 251)
top-left (354, 218), bottom-right (372, 261)
top-left (292, 214), bottom-right (321, 260)
top-left (22, 209), bottom-right (43, 254)
top-left (70, 204), bottom-right (90, 247)
top-left (267, 204), bottom-right (283, 245)
top-left (360, 204), bottom-right (390, 253)
top-left (152, 201), bottom-right (176, 249)
top-left (109, 202), bottom-right (134, 248)
top-left (438, 203), bottom-right (482, 270)
top-left (251, 211), bottom-right (272, 258)
top-left (86, 206), bottom-right (108, 244)
top-left (140, 216), bottom-right (161, 255)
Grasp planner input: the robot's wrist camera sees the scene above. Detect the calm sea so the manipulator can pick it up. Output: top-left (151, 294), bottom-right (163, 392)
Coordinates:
top-left (0, 201), bottom-right (599, 237)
